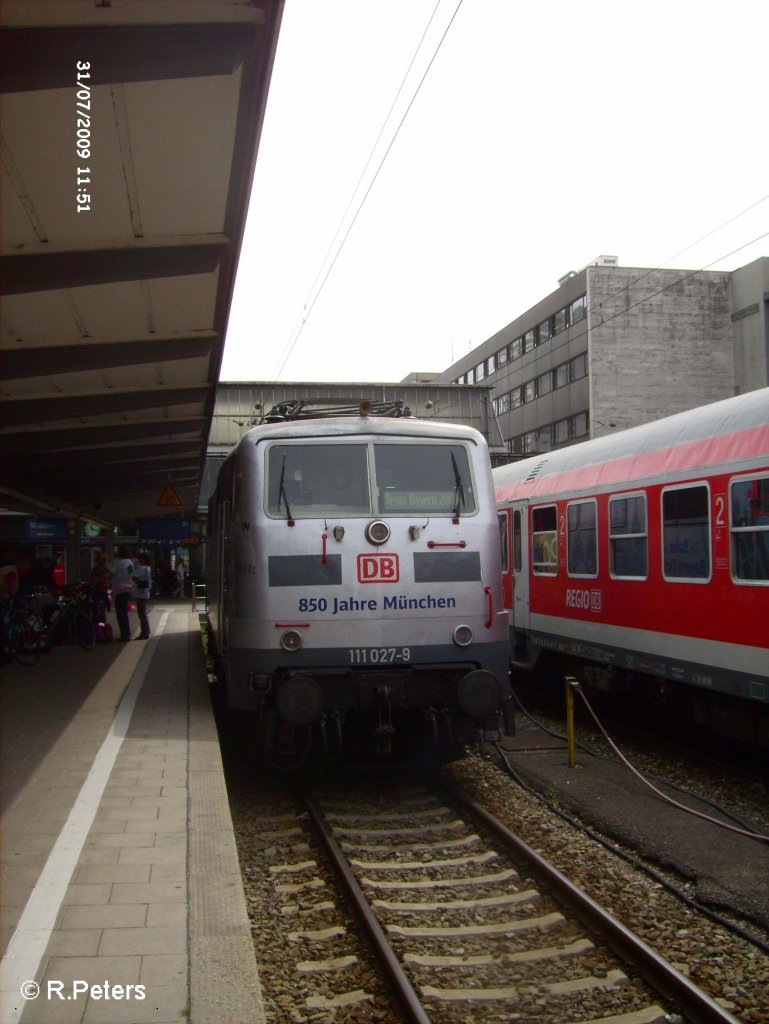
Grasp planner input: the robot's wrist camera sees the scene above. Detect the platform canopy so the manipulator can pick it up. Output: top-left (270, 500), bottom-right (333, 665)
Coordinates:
top-left (0, 0), bottom-right (284, 525)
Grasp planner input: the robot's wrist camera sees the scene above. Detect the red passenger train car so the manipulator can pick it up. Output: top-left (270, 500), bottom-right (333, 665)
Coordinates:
top-left (493, 388), bottom-right (769, 745)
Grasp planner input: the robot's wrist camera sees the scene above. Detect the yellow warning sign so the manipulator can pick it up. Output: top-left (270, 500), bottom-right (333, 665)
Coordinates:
top-left (157, 485), bottom-right (183, 508)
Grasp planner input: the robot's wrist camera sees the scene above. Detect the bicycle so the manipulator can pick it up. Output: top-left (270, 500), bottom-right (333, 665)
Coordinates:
top-left (41, 586), bottom-right (97, 652)
top-left (5, 605), bottom-right (45, 666)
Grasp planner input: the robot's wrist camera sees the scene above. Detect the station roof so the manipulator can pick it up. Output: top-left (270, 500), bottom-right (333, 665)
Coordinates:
top-left (0, 0), bottom-right (284, 525)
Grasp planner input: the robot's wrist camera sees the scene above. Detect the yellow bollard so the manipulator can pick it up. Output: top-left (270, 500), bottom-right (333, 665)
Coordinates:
top-left (565, 677), bottom-right (578, 768)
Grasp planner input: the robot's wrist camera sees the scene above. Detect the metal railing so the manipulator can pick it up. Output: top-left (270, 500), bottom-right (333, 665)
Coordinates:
top-left (191, 582), bottom-right (207, 612)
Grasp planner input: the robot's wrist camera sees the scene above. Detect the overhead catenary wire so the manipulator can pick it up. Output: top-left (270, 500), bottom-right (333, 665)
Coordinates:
top-left (271, 0), bottom-right (466, 381)
top-left (480, 224), bottom-right (769, 398)
top-left (269, 0), bottom-right (444, 379)
top-left (576, 192), bottom-right (769, 331)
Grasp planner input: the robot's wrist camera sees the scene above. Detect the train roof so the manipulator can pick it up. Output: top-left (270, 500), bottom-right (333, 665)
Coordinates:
top-left (493, 387), bottom-right (769, 501)
top-left (239, 414), bottom-right (488, 447)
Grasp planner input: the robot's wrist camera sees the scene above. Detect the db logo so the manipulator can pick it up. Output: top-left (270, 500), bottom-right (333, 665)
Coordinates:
top-left (357, 553), bottom-right (400, 583)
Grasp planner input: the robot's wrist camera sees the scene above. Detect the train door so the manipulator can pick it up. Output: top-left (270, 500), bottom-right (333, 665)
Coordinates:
top-left (499, 510), bottom-right (512, 609)
top-left (511, 503), bottom-right (530, 638)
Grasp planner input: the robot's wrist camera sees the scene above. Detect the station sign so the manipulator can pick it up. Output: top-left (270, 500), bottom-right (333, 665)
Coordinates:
top-left (139, 518), bottom-right (193, 544)
top-left (24, 517), bottom-right (67, 542)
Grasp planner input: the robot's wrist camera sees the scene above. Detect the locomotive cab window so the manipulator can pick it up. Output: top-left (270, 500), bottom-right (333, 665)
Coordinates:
top-left (730, 475), bottom-right (769, 584)
top-left (662, 483), bottom-right (711, 581)
top-left (567, 499), bottom-right (598, 577)
top-left (532, 505), bottom-right (557, 575)
top-left (374, 443), bottom-right (476, 515)
top-left (609, 493), bottom-right (648, 579)
top-left (267, 443), bottom-right (371, 518)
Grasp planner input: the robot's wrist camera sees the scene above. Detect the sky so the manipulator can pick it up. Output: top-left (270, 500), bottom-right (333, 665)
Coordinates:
top-left (220, 0), bottom-right (769, 384)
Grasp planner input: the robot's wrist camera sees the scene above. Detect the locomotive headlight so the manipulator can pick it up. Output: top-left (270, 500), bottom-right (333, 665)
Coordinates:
top-left (365, 519), bottom-right (391, 546)
top-left (453, 625), bottom-right (473, 647)
top-left (280, 629), bottom-right (303, 652)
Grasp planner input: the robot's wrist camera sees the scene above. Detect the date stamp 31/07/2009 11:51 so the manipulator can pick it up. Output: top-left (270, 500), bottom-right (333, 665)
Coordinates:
top-left (75, 61), bottom-right (91, 212)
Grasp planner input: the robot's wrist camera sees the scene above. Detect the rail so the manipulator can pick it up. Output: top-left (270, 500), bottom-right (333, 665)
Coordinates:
top-left (299, 787), bottom-right (432, 1024)
top-left (433, 772), bottom-right (742, 1024)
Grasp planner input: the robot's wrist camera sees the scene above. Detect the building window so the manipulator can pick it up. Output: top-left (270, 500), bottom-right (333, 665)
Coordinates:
top-left (570, 295), bottom-right (587, 323)
top-left (537, 425), bottom-right (553, 450)
top-left (510, 434), bottom-right (525, 454)
top-left (554, 362), bottom-right (569, 389)
top-left (532, 505), bottom-right (558, 575)
top-left (524, 380), bottom-right (536, 403)
top-left (523, 430), bottom-right (537, 453)
top-left (662, 484), bottom-right (711, 581)
top-left (511, 387), bottom-right (523, 409)
top-left (567, 499), bottom-right (598, 577)
top-left (497, 345), bottom-right (509, 368)
top-left (730, 475), bottom-right (769, 584)
top-left (538, 317), bottom-right (552, 343)
top-left (497, 392), bottom-right (510, 415)
top-left (511, 337), bottom-right (523, 360)
top-left (487, 354), bottom-right (496, 375)
top-left (572, 411), bottom-right (589, 438)
top-left (554, 307), bottom-right (567, 333)
top-left (538, 370), bottom-right (553, 396)
top-left (475, 362), bottom-right (485, 382)
top-left (554, 418), bottom-right (569, 444)
top-left (573, 354), bottom-right (589, 382)
top-left (609, 493), bottom-right (648, 579)
top-left (524, 329), bottom-right (536, 353)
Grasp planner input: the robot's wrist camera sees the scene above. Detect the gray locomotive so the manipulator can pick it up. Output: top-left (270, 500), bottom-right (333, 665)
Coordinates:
top-left (207, 400), bottom-right (512, 762)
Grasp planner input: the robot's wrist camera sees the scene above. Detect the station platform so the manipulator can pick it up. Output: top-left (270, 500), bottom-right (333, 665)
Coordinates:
top-left (0, 602), bottom-right (265, 1024)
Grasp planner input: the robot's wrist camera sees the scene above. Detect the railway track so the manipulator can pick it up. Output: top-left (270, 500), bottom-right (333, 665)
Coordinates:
top-left (246, 772), bottom-right (742, 1023)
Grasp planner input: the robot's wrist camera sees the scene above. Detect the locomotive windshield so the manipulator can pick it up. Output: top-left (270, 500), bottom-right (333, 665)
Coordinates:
top-left (374, 444), bottom-right (475, 514)
top-left (265, 441), bottom-right (476, 519)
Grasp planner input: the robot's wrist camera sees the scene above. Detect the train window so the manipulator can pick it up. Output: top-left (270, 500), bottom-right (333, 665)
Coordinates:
top-left (730, 475), bottom-right (769, 584)
top-left (266, 443), bottom-right (371, 518)
top-left (513, 509), bottom-right (522, 572)
top-left (609, 493), bottom-right (648, 579)
top-left (662, 484), bottom-right (711, 581)
top-left (374, 444), bottom-right (476, 515)
top-left (499, 513), bottom-right (509, 573)
top-left (567, 500), bottom-right (598, 577)
top-left (532, 505), bottom-right (557, 575)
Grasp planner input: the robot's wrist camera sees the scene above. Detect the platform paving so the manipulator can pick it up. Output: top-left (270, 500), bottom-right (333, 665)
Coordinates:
top-left (0, 603), bottom-right (265, 1024)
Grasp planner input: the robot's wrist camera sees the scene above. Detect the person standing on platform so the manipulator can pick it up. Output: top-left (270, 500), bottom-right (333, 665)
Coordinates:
top-left (173, 559), bottom-right (186, 598)
top-left (111, 546), bottom-right (134, 642)
top-left (132, 552), bottom-right (152, 640)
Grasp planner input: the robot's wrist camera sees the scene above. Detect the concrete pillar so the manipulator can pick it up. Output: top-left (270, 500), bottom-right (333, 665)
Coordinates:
top-left (65, 516), bottom-right (81, 585)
